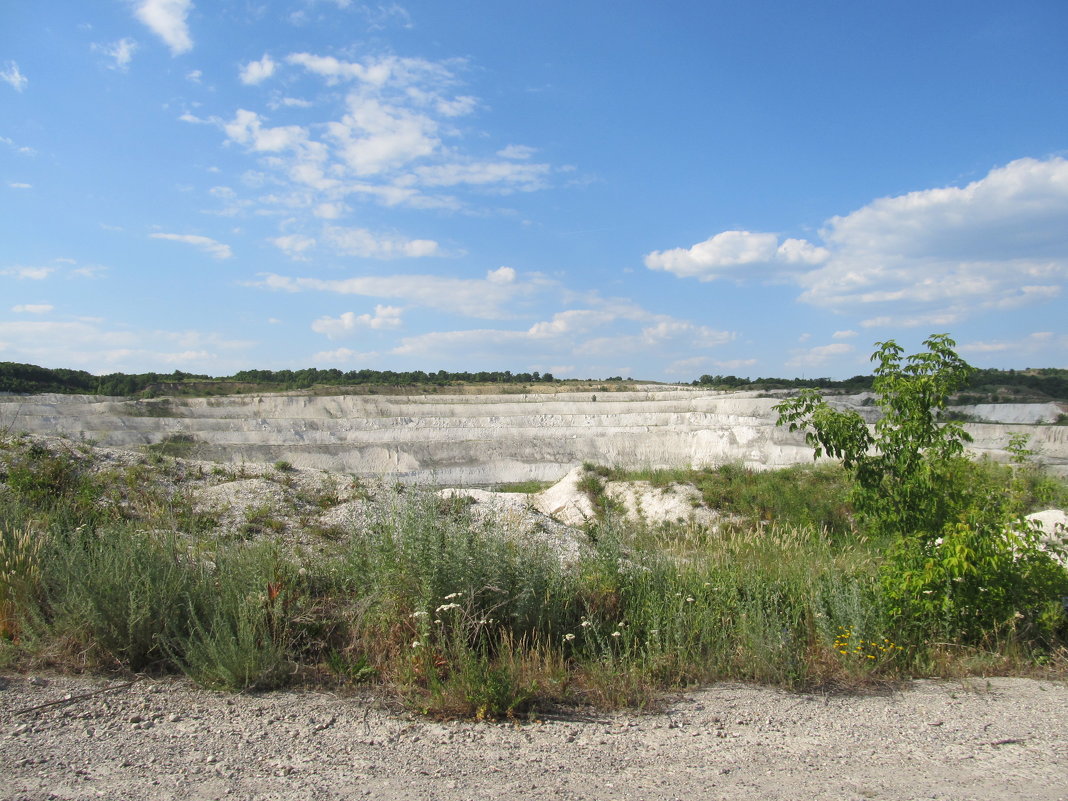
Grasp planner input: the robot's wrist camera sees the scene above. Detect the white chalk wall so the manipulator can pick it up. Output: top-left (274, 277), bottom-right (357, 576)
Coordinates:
top-left (1, 387), bottom-right (1065, 483)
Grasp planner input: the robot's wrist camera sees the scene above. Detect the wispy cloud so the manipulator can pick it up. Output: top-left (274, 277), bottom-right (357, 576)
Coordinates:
top-left (133, 0), bottom-right (193, 55)
top-left (0, 319), bottom-right (253, 372)
top-left (11, 304), bottom-right (54, 314)
top-left (150, 232), bottom-right (232, 259)
top-left (1, 61), bottom-right (28, 92)
top-left (8, 182), bottom-right (32, 190)
top-left (1, 266), bottom-right (54, 280)
top-left (256, 267), bottom-right (548, 319)
top-left (785, 343), bottom-right (855, 370)
top-left (93, 38), bottom-right (138, 70)
top-left (322, 226), bottom-right (438, 259)
top-left (0, 136), bottom-right (35, 156)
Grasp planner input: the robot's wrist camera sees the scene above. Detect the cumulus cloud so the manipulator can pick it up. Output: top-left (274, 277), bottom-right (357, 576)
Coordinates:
top-left (1, 61), bottom-right (27, 92)
top-left (647, 157), bottom-right (1068, 327)
top-left (311, 305), bottom-right (403, 337)
top-left (796, 157), bottom-right (1068, 322)
top-left (644, 231), bottom-right (828, 280)
top-left (212, 47), bottom-right (557, 240)
top-left (224, 109), bottom-right (308, 152)
top-left (94, 38), bottom-right (137, 70)
top-left (486, 266), bottom-right (515, 284)
top-left (240, 54), bottom-right (276, 85)
top-left (133, 0), bottom-right (193, 55)
top-left (150, 233), bottom-right (232, 259)
top-left (11, 304), bottom-right (53, 314)
top-left (832, 330), bottom-right (857, 339)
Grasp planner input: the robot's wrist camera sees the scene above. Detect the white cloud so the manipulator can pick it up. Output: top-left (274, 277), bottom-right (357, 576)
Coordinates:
top-left (959, 332), bottom-right (1067, 358)
top-left (310, 346), bottom-right (379, 363)
top-left (224, 109), bottom-right (308, 152)
top-left (322, 226), bottom-right (438, 259)
top-left (785, 343), bottom-right (854, 370)
top-left (1, 266), bottom-right (54, 280)
top-left (150, 233), bottom-right (232, 259)
top-left (1, 136), bottom-right (35, 156)
top-left (94, 38), bottom-right (137, 70)
top-left (273, 96), bottom-right (313, 109)
top-left (212, 48), bottom-right (556, 235)
top-left (186, 69), bottom-right (202, 82)
top-left (389, 303), bottom-right (736, 370)
top-left (11, 304), bottom-right (53, 314)
top-left (270, 234), bottom-right (317, 259)
top-left (286, 52), bottom-right (455, 89)
top-left (799, 157), bottom-right (1068, 322)
top-left (486, 266), bottom-right (515, 284)
top-left (240, 54), bottom-right (276, 85)
top-left (497, 144), bottom-right (536, 160)
top-left (412, 160), bottom-right (550, 191)
top-left (832, 330), bottom-right (857, 339)
top-left (313, 202), bottom-right (345, 219)
top-left (1, 61), bottom-right (27, 92)
top-left (0, 319), bottom-right (253, 372)
top-left (133, 0), bottom-right (193, 55)
top-left (325, 96), bottom-right (440, 176)
top-left (311, 305), bottom-right (403, 337)
top-left (648, 157), bottom-right (1068, 327)
top-left (644, 231), bottom-right (828, 280)
top-left (255, 269), bottom-right (548, 319)
top-left (713, 358), bottom-right (758, 370)
top-left (8, 182), bottom-right (31, 189)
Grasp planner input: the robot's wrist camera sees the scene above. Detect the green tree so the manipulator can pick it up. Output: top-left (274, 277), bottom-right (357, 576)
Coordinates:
top-left (775, 334), bottom-right (975, 540)
top-left (775, 334), bottom-right (1067, 645)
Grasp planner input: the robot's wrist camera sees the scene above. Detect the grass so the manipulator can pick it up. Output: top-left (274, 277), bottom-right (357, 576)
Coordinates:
top-left (1, 433), bottom-right (1066, 719)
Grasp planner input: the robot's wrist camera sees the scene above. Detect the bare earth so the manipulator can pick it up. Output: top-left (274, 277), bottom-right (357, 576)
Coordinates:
top-left (2, 673), bottom-right (1066, 801)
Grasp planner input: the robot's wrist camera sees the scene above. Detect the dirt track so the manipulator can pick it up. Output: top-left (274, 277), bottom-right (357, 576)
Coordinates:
top-left (3, 673), bottom-right (1066, 801)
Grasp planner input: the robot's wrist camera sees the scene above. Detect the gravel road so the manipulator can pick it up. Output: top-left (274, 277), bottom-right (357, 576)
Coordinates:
top-left (3, 673), bottom-right (1066, 801)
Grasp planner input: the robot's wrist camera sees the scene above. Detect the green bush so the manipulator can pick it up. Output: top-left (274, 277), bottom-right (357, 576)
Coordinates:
top-left (776, 334), bottom-right (1068, 650)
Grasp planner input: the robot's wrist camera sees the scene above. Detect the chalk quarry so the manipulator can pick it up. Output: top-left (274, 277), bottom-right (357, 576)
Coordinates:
top-left (2, 386), bottom-right (1065, 483)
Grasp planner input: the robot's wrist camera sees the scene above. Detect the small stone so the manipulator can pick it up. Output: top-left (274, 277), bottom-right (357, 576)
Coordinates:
top-left (28, 676), bottom-right (49, 687)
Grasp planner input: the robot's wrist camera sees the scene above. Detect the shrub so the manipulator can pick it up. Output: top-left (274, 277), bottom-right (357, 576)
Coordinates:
top-left (776, 334), bottom-right (1068, 649)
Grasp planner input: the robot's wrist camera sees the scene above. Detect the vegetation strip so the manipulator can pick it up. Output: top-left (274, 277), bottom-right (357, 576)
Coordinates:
top-left (1, 336), bottom-right (1066, 720)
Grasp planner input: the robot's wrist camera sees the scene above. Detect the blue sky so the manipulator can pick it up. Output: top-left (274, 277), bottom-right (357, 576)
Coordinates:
top-left (2, 1), bottom-right (1067, 380)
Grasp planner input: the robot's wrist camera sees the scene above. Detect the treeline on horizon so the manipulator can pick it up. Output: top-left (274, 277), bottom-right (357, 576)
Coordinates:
top-left (1, 360), bottom-right (1067, 402)
top-left (693, 367), bottom-right (1068, 403)
top-left (0, 362), bottom-right (561, 397)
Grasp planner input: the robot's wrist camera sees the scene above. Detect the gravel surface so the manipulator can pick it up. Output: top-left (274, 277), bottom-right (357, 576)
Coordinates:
top-left (3, 673), bottom-right (1066, 801)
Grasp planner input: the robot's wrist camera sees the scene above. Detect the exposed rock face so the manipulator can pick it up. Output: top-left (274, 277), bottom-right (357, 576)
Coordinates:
top-left (2, 387), bottom-right (1065, 483)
